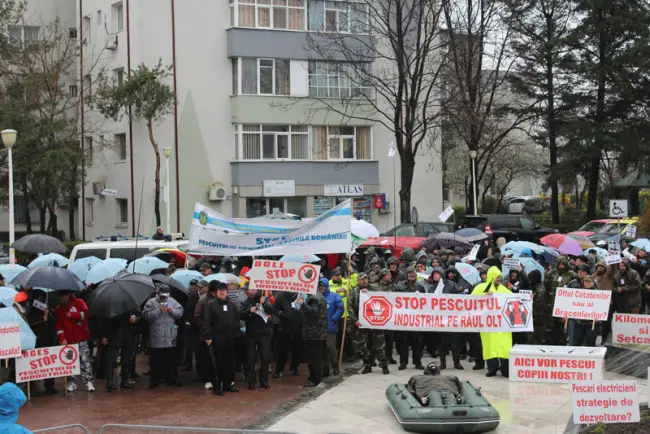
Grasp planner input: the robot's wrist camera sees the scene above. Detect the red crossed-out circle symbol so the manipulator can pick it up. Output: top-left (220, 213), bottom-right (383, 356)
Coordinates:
top-left (362, 295), bottom-right (393, 327)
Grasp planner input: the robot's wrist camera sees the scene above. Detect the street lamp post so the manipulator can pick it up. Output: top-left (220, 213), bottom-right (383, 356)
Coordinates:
top-left (469, 150), bottom-right (478, 216)
top-left (2, 129), bottom-right (17, 264)
top-left (163, 147), bottom-right (173, 235)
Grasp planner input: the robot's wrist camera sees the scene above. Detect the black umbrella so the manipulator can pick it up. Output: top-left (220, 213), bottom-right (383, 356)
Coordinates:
top-left (86, 272), bottom-right (156, 319)
top-left (11, 266), bottom-right (84, 291)
top-left (150, 274), bottom-right (189, 305)
top-left (11, 234), bottom-right (66, 254)
top-left (421, 233), bottom-right (473, 251)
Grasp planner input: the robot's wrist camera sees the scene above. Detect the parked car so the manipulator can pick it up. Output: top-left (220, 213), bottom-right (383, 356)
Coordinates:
top-left (569, 219), bottom-right (613, 238)
top-left (463, 214), bottom-right (558, 243)
top-left (588, 219), bottom-right (639, 245)
top-left (0, 246), bottom-right (9, 265)
top-left (69, 239), bottom-right (189, 262)
top-left (381, 222), bottom-right (455, 237)
top-left (503, 196), bottom-right (547, 214)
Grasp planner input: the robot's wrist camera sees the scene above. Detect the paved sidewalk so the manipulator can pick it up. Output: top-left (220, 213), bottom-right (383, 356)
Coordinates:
top-left (267, 356), bottom-right (647, 434)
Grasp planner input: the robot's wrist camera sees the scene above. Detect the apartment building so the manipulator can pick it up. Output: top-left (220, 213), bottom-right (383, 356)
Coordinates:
top-left (1, 0), bottom-right (444, 241)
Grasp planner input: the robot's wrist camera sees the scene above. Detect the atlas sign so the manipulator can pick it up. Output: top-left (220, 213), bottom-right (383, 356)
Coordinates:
top-left (362, 295), bottom-right (393, 326)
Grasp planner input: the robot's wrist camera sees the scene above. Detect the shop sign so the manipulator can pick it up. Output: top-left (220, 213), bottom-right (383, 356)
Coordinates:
top-left (374, 194), bottom-right (386, 209)
top-left (324, 184), bottom-right (364, 197)
top-left (263, 180), bottom-right (295, 197)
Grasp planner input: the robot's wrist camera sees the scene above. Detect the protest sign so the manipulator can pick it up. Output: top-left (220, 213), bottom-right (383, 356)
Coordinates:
top-left (0, 323), bottom-right (21, 359)
top-left (509, 345), bottom-right (606, 383)
top-left (467, 245), bottom-right (480, 261)
top-left (552, 287), bottom-right (611, 321)
top-left (572, 381), bottom-right (639, 424)
top-left (188, 200), bottom-right (351, 256)
top-left (612, 313), bottom-right (650, 345)
top-left (605, 253), bottom-right (622, 266)
top-left (249, 260), bottom-right (320, 295)
top-left (358, 292), bottom-right (533, 332)
top-left (504, 258), bottom-right (520, 269)
top-left (608, 239), bottom-right (620, 254)
top-left (15, 344), bottom-right (80, 383)
top-left (626, 225), bottom-right (637, 239)
top-left (438, 206), bottom-right (454, 223)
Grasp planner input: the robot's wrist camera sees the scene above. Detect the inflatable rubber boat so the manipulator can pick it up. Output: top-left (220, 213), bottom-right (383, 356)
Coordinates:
top-left (386, 381), bottom-right (500, 433)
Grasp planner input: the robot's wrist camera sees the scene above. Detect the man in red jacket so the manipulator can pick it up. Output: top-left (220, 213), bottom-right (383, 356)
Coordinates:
top-left (55, 291), bottom-right (95, 392)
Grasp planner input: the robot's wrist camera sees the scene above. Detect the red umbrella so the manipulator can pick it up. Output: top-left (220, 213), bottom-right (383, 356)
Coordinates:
top-left (540, 234), bottom-right (583, 256)
top-left (147, 249), bottom-right (187, 265)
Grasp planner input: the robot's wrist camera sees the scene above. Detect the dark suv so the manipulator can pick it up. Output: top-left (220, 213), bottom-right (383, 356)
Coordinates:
top-left (381, 222), bottom-right (455, 237)
top-left (463, 215), bottom-right (557, 242)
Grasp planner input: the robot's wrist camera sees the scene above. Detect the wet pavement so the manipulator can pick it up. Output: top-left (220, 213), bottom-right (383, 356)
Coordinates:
top-left (18, 356), bottom-right (312, 433)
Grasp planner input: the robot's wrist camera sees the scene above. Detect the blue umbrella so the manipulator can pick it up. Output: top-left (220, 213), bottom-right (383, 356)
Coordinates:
top-left (519, 257), bottom-right (545, 280)
top-left (632, 239), bottom-right (650, 251)
top-left (205, 273), bottom-right (243, 284)
top-left (103, 258), bottom-right (128, 267)
top-left (454, 262), bottom-right (481, 285)
top-left (68, 256), bottom-right (102, 281)
top-left (502, 241), bottom-right (546, 255)
top-left (170, 269), bottom-right (203, 287)
top-left (0, 307), bottom-right (36, 350)
top-left (126, 257), bottom-right (169, 275)
top-left (86, 260), bottom-right (127, 284)
top-left (0, 287), bottom-right (17, 308)
top-left (0, 265), bottom-right (27, 283)
top-left (455, 228), bottom-right (488, 242)
top-left (280, 254), bottom-right (320, 263)
top-left (28, 253), bottom-right (70, 268)
top-left (584, 247), bottom-right (608, 259)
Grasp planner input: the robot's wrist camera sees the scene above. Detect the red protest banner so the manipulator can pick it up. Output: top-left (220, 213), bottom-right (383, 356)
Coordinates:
top-left (249, 260), bottom-right (320, 294)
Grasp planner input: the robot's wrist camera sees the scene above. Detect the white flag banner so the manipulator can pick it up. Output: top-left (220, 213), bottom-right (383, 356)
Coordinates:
top-left (188, 200), bottom-right (352, 256)
top-left (388, 142), bottom-right (397, 158)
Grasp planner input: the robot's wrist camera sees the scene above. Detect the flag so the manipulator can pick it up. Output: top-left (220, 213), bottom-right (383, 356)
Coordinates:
top-left (388, 142), bottom-right (396, 157)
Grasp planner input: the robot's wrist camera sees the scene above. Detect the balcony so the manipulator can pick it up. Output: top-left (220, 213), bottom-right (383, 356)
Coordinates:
top-left (231, 160), bottom-right (379, 186)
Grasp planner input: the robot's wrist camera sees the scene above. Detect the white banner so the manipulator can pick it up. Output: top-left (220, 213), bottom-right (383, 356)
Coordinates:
top-left (15, 344), bottom-right (81, 383)
top-left (612, 313), bottom-right (650, 345)
top-left (0, 323), bottom-right (21, 360)
top-left (509, 345), bottom-right (606, 383)
top-left (358, 292), bottom-right (533, 332)
top-left (438, 206), bottom-right (454, 223)
top-left (605, 254), bottom-right (622, 266)
top-left (572, 381), bottom-right (639, 424)
top-left (249, 260), bottom-right (320, 295)
top-left (188, 200), bottom-right (352, 256)
top-left (552, 287), bottom-right (611, 321)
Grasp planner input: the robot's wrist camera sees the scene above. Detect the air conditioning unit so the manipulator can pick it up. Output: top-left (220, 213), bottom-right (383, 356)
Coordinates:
top-left (92, 181), bottom-right (105, 195)
top-left (107, 35), bottom-right (118, 50)
top-left (207, 183), bottom-right (227, 202)
top-left (378, 201), bottom-right (392, 214)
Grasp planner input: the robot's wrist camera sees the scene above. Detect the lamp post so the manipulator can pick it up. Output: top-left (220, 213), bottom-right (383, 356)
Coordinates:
top-left (163, 147), bottom-right (173, 235)
top-left (2, 129), bottom-right (17, 264)
top-left (469, 150), bottom-right (478, 216)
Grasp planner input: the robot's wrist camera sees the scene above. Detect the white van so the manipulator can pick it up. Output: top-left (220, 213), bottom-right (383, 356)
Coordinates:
top-left (69, 239), bottom-right (189, 262)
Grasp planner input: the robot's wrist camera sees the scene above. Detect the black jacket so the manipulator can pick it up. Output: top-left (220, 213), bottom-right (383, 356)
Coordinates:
top-left (273, 292), bottom-right (303, 337)
top-left (202, 297), bottom-right (240, 345)
top-left (28, 305), bottom-right (57, 347)
top-left (185, 291), bottom-right (201, 327)
top-left (302, 292), bottom-right (328, 341)
top-left (240, 295), bottom-right (274, 337)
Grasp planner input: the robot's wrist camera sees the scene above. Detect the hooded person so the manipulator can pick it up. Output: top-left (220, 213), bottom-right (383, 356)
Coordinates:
top-left (0, 383), bottom-right (31, 434)
top-left (543, 256), bottom-right (576, 345)
top-left (406, 362), bottom-right (464, 407)
top-left (593, 260), bottom-right (618, 343)
top-left (614, 259), bottom-right (643, 314)
top-left (399, 248), bottom-right (415, 272)
top-left (567, 276), bottom-right (601, 347)
top-left (507, 268), bottom-right (530, 291)
top-left (527, 270), bottom-right (549, 345)
top-left (471, 267), bottom-right (512, 377)
top-left (301, 287), bottom-right (328, 387)
top-left (318, 278), bottom-right (344, 377)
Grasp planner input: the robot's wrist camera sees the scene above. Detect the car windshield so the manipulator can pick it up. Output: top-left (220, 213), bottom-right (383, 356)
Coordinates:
top-left (597, 223), bottom-right (623, 235)
top-left (578, 221), bottom-right (607, 232)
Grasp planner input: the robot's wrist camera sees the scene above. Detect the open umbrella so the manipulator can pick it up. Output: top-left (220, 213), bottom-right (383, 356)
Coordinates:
top-left (205, 273), bottom-right (243, 284)
top-left (150, 274), bottom-right (189, 305)
top-left (170, 269), bottom-right (203, 287)
top-left (86, 273), bottom-right (157, 319)
top-left (567, 233), bottom-right (596, 249)
top-left (455, 228), bottom-right (488, 242)
top-left (0, 307), bottom-right (36, 350)
top-left (126, 257), bottom-right (169, 275)
top-left (632, 239), bottom-right (650, 251)
top-left (0, 287), bottom-right (17, 308)
top-left (519, 257), bottom-right (545, 280)
top-left (351, 220), bottom-right (380, 239)
top-left (540, 234), bottom-right (583, 256)
top-left (584, 247), bottom-right (608, 259)
top-left (146, 249), bottom-right (188, 265)
top-left (421, 233), bottom-right (472, 251)
top-left (28, 253), bottom-right (70, 268)
top-left (11, 266), bottom-right (83, 291)
top-left (454, 262), bottom-right (481, 285)
top-left (86, 260), bottom-right (127, 285)
top-left (11, 234), bottom-right (66, 255)
top-left (280, 254), bottom-right (320, 263)
top-left (68, 256), bottom-right (102, 281)
top-left (502, 241), bottom-right (546, 255)
top-left (0, 265), bottom-right (26, 283)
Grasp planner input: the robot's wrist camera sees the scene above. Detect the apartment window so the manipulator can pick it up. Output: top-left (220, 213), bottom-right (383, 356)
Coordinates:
top-left (114, 68), bottom-right (124, 85)
top-left (8, 25), bottom-right (40, 46)
top-left (239, 58), bottom-right (290, 96)
top-left (309, 61), bottom-right (372, 98)
top-left (246, 197), bottom-right (306, 217)
top-left (234, 0), bottom-right (305, 30)
top-left (111, 1), bottom-right (124, 32)
top-left (84, 75), bottom-right (92, 102)
top-left (85, 198), bottom-right (95, 225)
top-left (116, 198), bottom-right (128, 225)
top-left (84, 136), bottom-right (93, 164)
top-left (308, 0), bottom-right (368, 33)
top-left (238, 124), bottom-right (308, 160)
top-left (115, 133), bottom-right (127, 160)
top-left (69, 27), bottom-right (78, 39)
top-left (312, 125), bottom-right (371, 160)
top-left (69, 85), bottom-right (78, 97)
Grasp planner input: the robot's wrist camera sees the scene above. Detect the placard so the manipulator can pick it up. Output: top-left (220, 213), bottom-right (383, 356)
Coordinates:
top-left (358, 292), bottom-right (533, 332)
top-left (608, 239), bottom-right (620, 254)
top-left (0, 323), bottom-right (21, 359)
top-left (605, 253), bottom-right (622, 266)
top-left (572, 381), bottom-right (639, 424)
top-left (626, 225), bottom-right (637, 239)
top-left (438, 206), bottom-right (454, 223)
top-left (249, 260), bottom-right (320, 295)
top-left (552, 287), bottom-right (611, 321)
top-left (467, 245), bottom-right (480, 261)
top-left (15, 344), bottom-right (80, 383)
top-left (612, 313), bottom-right (650, 345)
top-left (509, 345), bottom-right (605, 383)
top-left (504, 258), bottom-right (520, 269)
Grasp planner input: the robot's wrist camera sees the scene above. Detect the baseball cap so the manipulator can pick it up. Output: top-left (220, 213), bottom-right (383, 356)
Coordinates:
top-left (358, 272), bottom-right (368, 279)
top-left (332, 268), bottom-right (342, 276)
top-left (157, 284), bottom-right (171, 295)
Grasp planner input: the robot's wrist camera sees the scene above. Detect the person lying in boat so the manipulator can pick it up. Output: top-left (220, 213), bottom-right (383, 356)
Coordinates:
top-left (407, 361), bottom-right (464, 406)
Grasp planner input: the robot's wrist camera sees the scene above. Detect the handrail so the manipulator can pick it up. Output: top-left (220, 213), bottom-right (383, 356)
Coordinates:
top-left (97, 425), bottom-right (297, 434)
top-left (33, 424), bottom-right (89, 434)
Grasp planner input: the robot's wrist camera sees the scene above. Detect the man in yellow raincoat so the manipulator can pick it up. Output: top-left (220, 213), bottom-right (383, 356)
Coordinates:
top-left (471, 266), bottom-right (512, 378)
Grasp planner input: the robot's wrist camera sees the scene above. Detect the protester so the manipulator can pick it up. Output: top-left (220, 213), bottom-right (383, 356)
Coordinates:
top-left (273, 291), bottom-right (303, 378)
top-left (200, 263), bottom-right (213, 277)
top-left (143, 284), bottom-right (184, 389)
top-left (182, 279), bottom-right (203, 372)
top-left (55, 291), bottom-right (95, 392)
top-left (194, 280), bottom-right (217, 389)
top-left (101, 309), bottom-right (139, 391)
top-left (614, 259), bottom-right (643, 314)
top-left (152, 226), bottom-right (165, 240)
top-left (0, 274), bottom-right (4, 287)
top-left (28, 291), bottom-right (57, 395)
top-left (240, 287), bottom-right (274, 390)
top-left (319, 278), bottom-right (343, 377)
top-left (395, 268), bottom-right (424, 370)
top-left (302, 289), bottom-right (328, 387)
top-left (0, 383), bottom-right (31, 433)
top-left (568, 276), bottom-right (600, 346)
